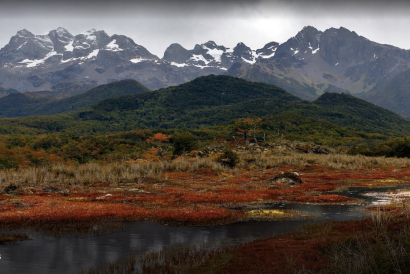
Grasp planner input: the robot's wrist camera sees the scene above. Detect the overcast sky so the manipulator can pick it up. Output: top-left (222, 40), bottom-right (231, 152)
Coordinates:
top-left (1, 0), bottom-right (410, 56)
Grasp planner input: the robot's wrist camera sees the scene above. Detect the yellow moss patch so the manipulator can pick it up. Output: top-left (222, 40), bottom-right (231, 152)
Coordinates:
top-left (67, 197), bottom-right (88, 201)
top-left (371, 179), bottom-right (408, 186)
top-left (246, 209), bottom-right (315, 221)
top-left (247, 209), bottom-right (285, 217)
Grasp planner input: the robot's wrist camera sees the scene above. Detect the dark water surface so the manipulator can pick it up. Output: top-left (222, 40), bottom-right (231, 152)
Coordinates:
top-left (1, 185), bottom-right (407, 274)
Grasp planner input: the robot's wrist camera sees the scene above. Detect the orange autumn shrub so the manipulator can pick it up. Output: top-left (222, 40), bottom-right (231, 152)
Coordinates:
top-left (146, 133), bottom-right (171, 144)
top-left (142, 147), bottom-right (162, 161)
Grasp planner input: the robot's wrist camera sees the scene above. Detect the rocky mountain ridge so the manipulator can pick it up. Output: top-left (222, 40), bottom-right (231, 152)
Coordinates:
top-left (228, 26), bottom-right (410, 103)
top-left (1, 26), bottom-right (410, 117)
top-left (0, 28), bottom-right (276, 96)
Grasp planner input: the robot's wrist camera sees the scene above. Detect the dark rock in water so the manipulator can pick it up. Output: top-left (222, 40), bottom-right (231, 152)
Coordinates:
top-left (4, 183), bottom-right (18, 194)
top-left (268, 171), bottom-right (303, 185)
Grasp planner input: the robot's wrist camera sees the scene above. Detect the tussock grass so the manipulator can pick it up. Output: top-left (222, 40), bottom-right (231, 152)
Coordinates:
top-left (291, 209), bottom-right (410, 274)
top-left (0, 152), bottom-right (408, 189)
top-left (0, 157), bottom-right (225, 188)
top-left (239, 152), bottom-right (410, 170)
top-left (317, 211), bottom-right (410, 274)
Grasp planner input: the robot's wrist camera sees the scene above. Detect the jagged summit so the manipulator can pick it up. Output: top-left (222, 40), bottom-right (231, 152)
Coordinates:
top-left (227, 25), bottom-right (410, 117)
top-left (301, 25), bottom-right (318, 31)
top-left (163, 43), bottom-right (191, 64)
top-left (0, 28), bottom-right (157, 68)
top-left (54, 27), bottom-right (72, 36)
top-left (81, 28), bottom-right (98, 35)
top-left (203, 41), bottom-right (218, 49)
top-left (16, 29), bottom-right (34, 37)
top-left (1, 27), bottom-right (285, 94)
top-left (256, 42), bottom-right (279, 59)
top-left (162, 40), bottom-right (260, 68)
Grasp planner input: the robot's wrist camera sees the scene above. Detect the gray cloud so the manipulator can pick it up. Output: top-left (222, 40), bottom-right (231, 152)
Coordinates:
top-left (1, 0), bottom-right (410, 56)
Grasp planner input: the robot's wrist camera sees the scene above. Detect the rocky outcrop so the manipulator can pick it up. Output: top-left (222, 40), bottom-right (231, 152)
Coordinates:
top-left (266, 171), bottom-right (304, 185)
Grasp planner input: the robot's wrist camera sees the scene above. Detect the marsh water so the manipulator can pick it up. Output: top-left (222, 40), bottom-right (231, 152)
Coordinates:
top-left (1, 185), bottom-right (409, 274)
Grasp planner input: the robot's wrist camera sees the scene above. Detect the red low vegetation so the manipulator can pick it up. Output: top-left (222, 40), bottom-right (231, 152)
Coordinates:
top-left (216, 219), bottom-right (375, 273)
top-left (1, 164), bottom-right (409, 231)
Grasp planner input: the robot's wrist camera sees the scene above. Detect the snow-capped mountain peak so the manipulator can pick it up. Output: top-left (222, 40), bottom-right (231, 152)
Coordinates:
top-left (2, 25), bottom-right (410, 118)
top-left (16, 29), bottom-right (34, 38)
top-left (163, 40), bottom-right (263, 69)
top-left (54, 27), bottom-right (72, 37)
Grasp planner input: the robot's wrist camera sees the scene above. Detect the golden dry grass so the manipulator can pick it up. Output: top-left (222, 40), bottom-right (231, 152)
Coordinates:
top-left (0, 152), bottom-right (409, 188)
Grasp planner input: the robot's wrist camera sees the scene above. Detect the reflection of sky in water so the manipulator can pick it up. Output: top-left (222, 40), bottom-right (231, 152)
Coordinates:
top-left (363, 190), bottom-right (410, 205)
top-left (0, 221), bottom-right (307, 274)
top-left (1, 185), bottom-right (410, 274)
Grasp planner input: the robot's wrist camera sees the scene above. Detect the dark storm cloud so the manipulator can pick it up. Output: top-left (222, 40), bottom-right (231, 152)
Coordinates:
top-left (2, 0), bottom-right (265, 21)
top-left (4, 0), bottom-right (262, 10)
top-left (1, 0), bottom-right (410, 55)
top-left (4, 0), bottom-right (410, 15)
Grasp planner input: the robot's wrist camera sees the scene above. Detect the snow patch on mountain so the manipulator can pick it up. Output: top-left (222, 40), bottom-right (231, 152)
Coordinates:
top-left (171, 62), bottom-right (188, 67)
top-left (225, 48), bottom-right (234, 54)
top-left (65, 40), bottom-right (74, 51)
top-left (130, 57), bottom-right (149, 63)
top-left (74, 43), bottom-right (90, 50)
top-left (81, 29), bottom-right (98, 42)
top-left (202, 45), bottom-right (224, 63)
top-left (241, 57), bottom-right (255, 64)
top-left (16, 42), bottom-right (27, 50)
top-left (106, 40), bottom-right (123, 52)
top-left (87, 49), bottom-right (99, 58)
top-left (61, 49), bottom-right (99, 64)
top-left (190, 54), bottom-right (209, 64)
top-left (19, 51), bottom-right (62, 67)
top-left (307, 41), bottom-right (320, 54)
top-left (260, 50), bottom-right (276, 58)
top-left (291, 48), bottom-right (299, 55)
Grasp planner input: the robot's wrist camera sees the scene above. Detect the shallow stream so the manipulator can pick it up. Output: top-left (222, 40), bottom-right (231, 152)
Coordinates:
top-left (1, 185), bottom-right (409, 274)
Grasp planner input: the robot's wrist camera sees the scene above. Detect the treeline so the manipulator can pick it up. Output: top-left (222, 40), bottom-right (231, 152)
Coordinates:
top-left (349, 137), bottom-right (410, 158)
top-left (0, 129), bottom-right (219, 169)
top-left (0, 116), bottom-right (408, 170)
top-left (1, 76), bottom-right (409, 137)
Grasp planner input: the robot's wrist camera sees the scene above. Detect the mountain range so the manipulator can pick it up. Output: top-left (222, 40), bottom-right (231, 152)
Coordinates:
top-left (0, 26), bottom-right (410, 118)
top-left (0, 27), bottom-right (273, 96)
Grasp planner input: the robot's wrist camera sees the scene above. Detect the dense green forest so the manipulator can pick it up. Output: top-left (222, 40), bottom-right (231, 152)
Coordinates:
top-left (0, 117), bottom-right (404, 170)
top-left (0, 75), bottom-right (409, 136)
top-left (0, 75), bottom-right (409, 169)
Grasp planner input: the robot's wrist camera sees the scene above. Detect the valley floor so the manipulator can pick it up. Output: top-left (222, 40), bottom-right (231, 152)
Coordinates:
top-left (1, 152), bottom-right (409, 232)
top-left (1, 152), bottom-right (410, 272)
